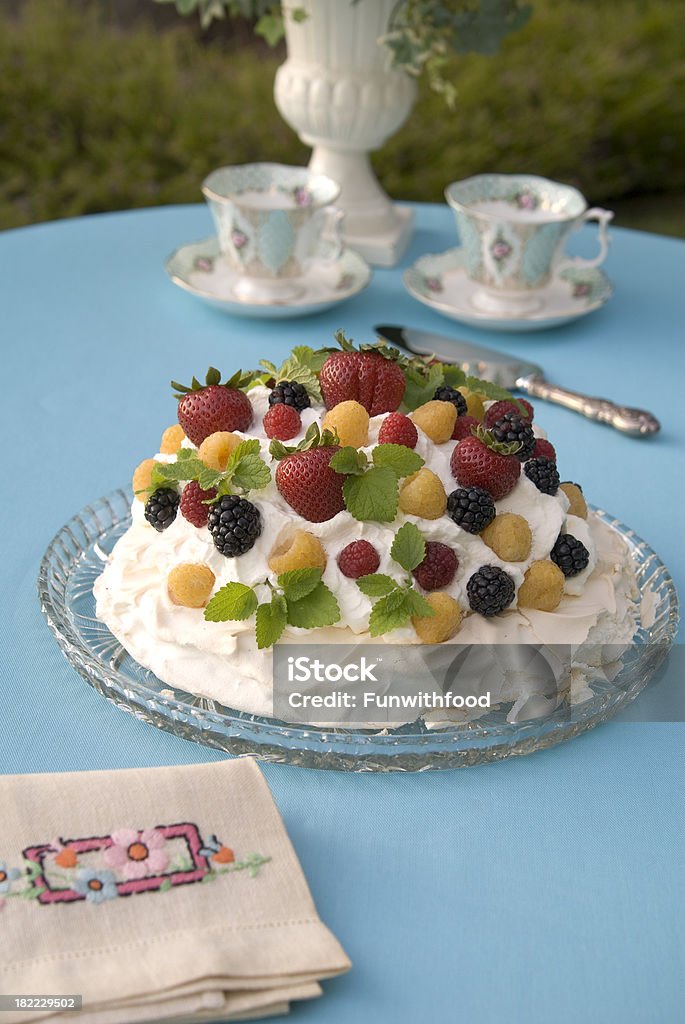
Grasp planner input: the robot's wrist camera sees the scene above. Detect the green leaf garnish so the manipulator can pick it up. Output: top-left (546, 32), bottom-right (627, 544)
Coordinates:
top-left (278, 567), bottom-right (323, 603)
top-left (343, 466), bottom-right (399, 523)
top-left (285, 582), bottom-right (340, 629)
top-left (372, 443), bottom-right (424, 479)
top-left (402, 588), bottom-right (435, 618)
top-left (401, 362), bottom-right (445, 411)
top-left (256, 595), bottom-right (288, 650)
top-left (368, 589), bottom-right (413, 638)
top-left (259, 345), bottom-right (325, 402)
top-left (354, 522), bottom-right (436, 637)
top-left (204, 582), bottom-right (258, 623)
top-left (391, 522), bottom-right (426, 573)
top-left (269, 422), bottom-right (338, 460)
top-left (203, 568), bottom-right (340, 647)
top-left (329, 446), bottom-right (368, 476)
top-left (356, 574), bottom-right (397, 597)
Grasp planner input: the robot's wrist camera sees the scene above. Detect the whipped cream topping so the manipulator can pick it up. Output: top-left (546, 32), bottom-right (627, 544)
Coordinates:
top-left (94, 386), bottom-right (638, 719)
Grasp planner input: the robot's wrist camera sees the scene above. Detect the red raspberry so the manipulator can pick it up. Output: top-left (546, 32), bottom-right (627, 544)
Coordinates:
top-left (531, 437), bottom-right (556, 461)
top-left (378, 412), bottom-right (418, 449)
top-left (179, 480), bottom-right (218, 528)
top-left (412, 541), bottom-right (458, 591)
top-left (337, 540), bottom-right (381, 579)
top-left (263, 404), bottom-right (301, 441)
top-left (484, 399), bottom-right (534, 428)
top-left (451, 414), bottom-right (480, 441)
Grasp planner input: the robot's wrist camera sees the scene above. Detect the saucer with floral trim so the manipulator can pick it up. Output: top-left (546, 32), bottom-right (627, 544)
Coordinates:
top-left (165, 237), bottom-right (371, 319)
top-left (403, 247), bottom-right (613, 332)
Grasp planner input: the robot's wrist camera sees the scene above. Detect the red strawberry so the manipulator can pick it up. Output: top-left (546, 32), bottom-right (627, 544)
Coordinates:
top-left (450, 436), bottom-right (520, 500)
top-left (275, 446), bottom-right (346, 522)
top-left (531, 437), bottom-right (556, 461)
top-left (320, 351), bottom-right (405, 415)
top-left (171, 368), bottom-right (253, 446)
top-left (484, 398), bottom-right (534, 428)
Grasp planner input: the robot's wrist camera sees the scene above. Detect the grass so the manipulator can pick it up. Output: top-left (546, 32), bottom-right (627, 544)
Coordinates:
top-left (0, 0), bottom-right (684, 236)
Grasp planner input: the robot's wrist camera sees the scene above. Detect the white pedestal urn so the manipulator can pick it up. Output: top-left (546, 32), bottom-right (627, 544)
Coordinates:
top-left (274, 0), bottom-right (418, 267)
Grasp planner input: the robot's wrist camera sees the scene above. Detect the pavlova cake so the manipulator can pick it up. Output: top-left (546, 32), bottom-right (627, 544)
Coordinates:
top-left (94, 333), bottom-right (638, 721)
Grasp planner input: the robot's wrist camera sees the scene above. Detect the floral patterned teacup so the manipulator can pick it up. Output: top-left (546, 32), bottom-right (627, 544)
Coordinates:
top-left (445, 173), bottom-right (613, 315)
top-left (203, 163), bottom-right (344, 303)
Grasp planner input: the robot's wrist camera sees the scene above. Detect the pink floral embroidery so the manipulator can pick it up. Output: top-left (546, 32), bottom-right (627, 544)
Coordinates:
top-left (8, 824), bottom-right (269, 908)
top-left (104, 828), bottom-right (168, 879)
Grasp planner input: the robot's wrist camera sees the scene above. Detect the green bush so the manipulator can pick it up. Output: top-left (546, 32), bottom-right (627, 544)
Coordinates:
top-left (0, 0), bottom-right (683, 234)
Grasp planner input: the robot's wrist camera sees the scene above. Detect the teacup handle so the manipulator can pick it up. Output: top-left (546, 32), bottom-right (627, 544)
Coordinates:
top-left (317, 206), bottom-right (345, 263)
top-left (558, 207), bottom-right (614, 272)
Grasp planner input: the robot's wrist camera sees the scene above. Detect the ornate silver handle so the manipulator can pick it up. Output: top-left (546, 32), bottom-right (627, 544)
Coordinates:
top-left (518, 375), bottom-right (660, 436)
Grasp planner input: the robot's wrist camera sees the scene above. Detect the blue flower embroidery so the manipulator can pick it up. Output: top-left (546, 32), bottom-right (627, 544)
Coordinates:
top-left (0, 862), bottom-right (21, 893)
top-left (73, 868), bottom-right (119, 904)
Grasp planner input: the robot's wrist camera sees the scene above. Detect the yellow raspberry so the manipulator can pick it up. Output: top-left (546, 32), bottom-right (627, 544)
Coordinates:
top-left (322, 400), bottom-right (369, 448)
top-left (167, 563), bottom-right (216, 608)
top-left (159, 424), bottom-right (185, 454)
top-left (268, 530), bottom-right (327, 574)
top-left (560, 482), bottom-right (588, 519)
top-left (198, 431), bottom-right (242, 471)
top-left (132, 458), bottom-right (155, 502)
top-left (480, 513), bottom-right (532, 562)
top-left (411, 400), bottom-right (457, 444)
top-left (412, 592), bottom-right (463, 643)
top-left (399, 469), bottom-right (447, 520)
top-left (517, 560), bottom-right (564, 612)
top-left (458, 387), bottom-right (485, 421)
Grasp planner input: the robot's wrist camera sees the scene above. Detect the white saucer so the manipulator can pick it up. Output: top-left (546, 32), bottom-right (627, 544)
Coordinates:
top-left (403, 247), bottom-right (613, 332)
top-left (165, 237), bottom-right (371, 319)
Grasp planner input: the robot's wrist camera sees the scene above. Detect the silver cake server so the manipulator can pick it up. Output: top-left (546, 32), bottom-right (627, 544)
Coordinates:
top-left (374, 324), bottom-right (660, 437)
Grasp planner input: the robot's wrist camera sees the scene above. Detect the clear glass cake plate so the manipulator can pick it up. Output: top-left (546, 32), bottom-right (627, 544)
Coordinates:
top-left (38, 489), bottom-right (679, 771)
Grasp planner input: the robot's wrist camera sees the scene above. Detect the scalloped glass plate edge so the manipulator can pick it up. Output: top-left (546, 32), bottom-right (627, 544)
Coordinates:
top-left (38, 489), bottom-right (679, 771)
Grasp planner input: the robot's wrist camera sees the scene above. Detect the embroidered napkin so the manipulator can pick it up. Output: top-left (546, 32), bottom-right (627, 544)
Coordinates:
top-left (0, 758), bottom-right (350, 1023)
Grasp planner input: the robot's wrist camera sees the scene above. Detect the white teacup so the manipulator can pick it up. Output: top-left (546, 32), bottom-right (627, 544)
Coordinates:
top-left (445, 173), bottom-right (613, 315)
top-left (202, 163), bottom-right (344, 303)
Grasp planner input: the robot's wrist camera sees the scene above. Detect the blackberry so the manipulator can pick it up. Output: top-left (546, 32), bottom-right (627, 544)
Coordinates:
top-left (466, 565), bottom-right (516, 616)
top-left (490, 412), bottom-right (536, 461)
top-left (144, 488), bottom-right (179, 532)
top-left (268, 380), bottom-right (310, 411)
top-left (447, 486), bottom-right (496, 534)
top-left (550, 533), bottom-right (590, 577)
top-left (524, 456), bottom-right (560, 495)
top-left (207, 495), bottom-right (262, 557)
top-left (433, 385), bottom-right (467, 416)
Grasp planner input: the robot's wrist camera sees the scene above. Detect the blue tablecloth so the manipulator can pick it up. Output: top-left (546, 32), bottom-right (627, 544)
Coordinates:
top-left (1, 204), bottom-right (683, 1023)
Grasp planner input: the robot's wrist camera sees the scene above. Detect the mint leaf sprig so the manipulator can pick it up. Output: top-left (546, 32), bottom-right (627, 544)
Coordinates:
top-left (356, 522), bottom-right (435, 637)
top-left (269, 421), bottom-right (339, 461)
top-left (400, 357), bottom-right (526, 414)
top-left (329, 444), bottom-right (424, 523)
top-left (143, 440), bottom-right (271, 500)
top-left (259, 345), bottom-right (328, 402)
top-left (204, 567), bottom-right (340, 649)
